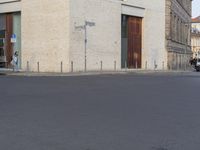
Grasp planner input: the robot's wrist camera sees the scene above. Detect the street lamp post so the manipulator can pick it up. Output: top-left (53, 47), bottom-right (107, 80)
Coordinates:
top-left (75, 21), bottom-right (95, 72)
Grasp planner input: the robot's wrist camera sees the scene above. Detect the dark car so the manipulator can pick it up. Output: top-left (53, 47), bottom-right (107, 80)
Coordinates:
top-left (190, 58), bottom-right (200, 72)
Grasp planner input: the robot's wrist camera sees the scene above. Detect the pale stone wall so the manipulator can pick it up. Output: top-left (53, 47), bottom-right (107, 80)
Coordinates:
top-left (21, 0), bottom-right (70, 72)
top-left (139, 0), bottom-right (166, 70)
top-left (70, 0), bottom-right (166, 71)
top-left (0, 0), bottom-right (167, 72)
top-left (69, 0), bottom-right (121, 72)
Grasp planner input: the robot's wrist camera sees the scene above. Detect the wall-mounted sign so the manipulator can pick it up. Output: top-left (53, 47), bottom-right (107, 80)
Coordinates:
top-left (11, 33), bottom-right (16, 43)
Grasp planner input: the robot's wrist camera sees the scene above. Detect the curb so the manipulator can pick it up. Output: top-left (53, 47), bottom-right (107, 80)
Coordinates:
top-left (0, 69), bottom-right (197, 77)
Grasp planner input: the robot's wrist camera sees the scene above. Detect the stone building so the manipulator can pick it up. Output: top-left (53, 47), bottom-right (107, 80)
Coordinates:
top-left (0, 0), bottom-right (167, 72)
top-left (165, 0), bottom-right (192, 70)
top-left (0, 0), bottom-right (192, 72)
top-left (191, 16), bottom-right (200, 58)
top-left (70, 0), bottom-right (166, 72)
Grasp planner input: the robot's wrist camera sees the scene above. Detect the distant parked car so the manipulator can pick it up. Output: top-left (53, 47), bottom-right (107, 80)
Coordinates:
top-left (190, 58), bottom-right (200, 72)
top-left (196, 59), bottom-right (200, 72)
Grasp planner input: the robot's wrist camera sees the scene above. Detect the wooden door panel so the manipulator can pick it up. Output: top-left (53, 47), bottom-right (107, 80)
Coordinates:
top-left (128, 16), bottom-right (142, 68)
top-left (5, 14), bottom-right (13, 66)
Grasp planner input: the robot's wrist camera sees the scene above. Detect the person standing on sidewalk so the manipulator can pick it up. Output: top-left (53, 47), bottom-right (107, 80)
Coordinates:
top-left (12, 51), bottom-right (19, 72)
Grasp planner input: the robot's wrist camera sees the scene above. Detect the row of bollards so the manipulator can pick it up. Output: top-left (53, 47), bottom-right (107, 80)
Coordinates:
top-left (168, 61), bottom-right (188, 71)
top-left (26, 60), bottom-right (118, 73)
top-left (124, 60), bottom-right (165, 70)
top-left (27, 61), bottom-right (65, 73)
top-left (27, 61), bottom-right (41, 73)
top-left (26, 60), bottom-right (166, 73)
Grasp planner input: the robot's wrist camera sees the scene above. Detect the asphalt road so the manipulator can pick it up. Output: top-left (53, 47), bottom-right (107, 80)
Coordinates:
top-left (0, 72), bottom-right (200, 150)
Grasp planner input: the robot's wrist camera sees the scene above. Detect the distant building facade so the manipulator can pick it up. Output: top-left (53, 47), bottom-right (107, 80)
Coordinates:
top-left (0, 0), bottom-right (192, 72)
top-left (166, 0), bottom-right (192, 70)
top-left (191, 16), bottom-right (200, 58)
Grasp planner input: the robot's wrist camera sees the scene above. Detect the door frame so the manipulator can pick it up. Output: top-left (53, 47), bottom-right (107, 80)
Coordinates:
top-left (121, 15), bottom-right (142, 69)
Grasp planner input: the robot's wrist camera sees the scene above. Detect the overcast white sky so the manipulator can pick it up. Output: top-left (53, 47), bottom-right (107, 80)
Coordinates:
top-left (192, 0), bottom-right (200, 18)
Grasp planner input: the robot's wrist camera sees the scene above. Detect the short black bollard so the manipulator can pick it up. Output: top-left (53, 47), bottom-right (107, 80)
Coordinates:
top-left (114, 61), bottom-right (116, 71)
top-left (27, 61), bottom-right (29, 72)
top-left (71, 61), bottom-right (73, 72)
top-left (100, 61), bottom-right (103, 71)
top-left (125, 61), bottom-right (127, 71)
top-left (162, 61), bottom-right (165, 70)
top-left (37, 62), bottom-right (40, 72)
top-left (61, 61), bottom-right (63, 73)
top-left (145, 61), bottom-right (148, 70)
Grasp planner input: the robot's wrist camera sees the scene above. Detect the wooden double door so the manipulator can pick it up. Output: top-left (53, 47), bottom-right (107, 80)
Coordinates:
top-left (127, 16), bottom-right (142, 68)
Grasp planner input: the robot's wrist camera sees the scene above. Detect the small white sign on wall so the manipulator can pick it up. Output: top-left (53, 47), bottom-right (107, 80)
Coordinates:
top-left (11, 33), bottom-right (16, 43)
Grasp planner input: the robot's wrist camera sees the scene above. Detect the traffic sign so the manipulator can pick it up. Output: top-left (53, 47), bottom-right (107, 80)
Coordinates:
top-left (11, 34), bottom-right (17, 43)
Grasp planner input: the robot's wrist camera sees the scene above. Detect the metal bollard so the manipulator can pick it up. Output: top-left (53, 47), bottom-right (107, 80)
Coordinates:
top-left (125, 61), bottom-right (127, 71)
top-left (71, 61), bottom-right (73, 72)
top-left (145, 61), bottom-right (148, 70)
top-left (100, 61), bottom-right (103, 71)
top-left (171, 62), bottom-right (173, 70)
top-left (162, 61), bottom-right (165, 70)
top-left (37, 62), bottom-right (40, 73)
top-left (180, 57), bottom-right (183, 70)
top-left (136, 61), bottom-right (138, 69)
top-left (61, 61), bottom-right (63, 73)
top-left (169, 63), bottom-right (172, 70)
top-left (177, 61), bottom-right (179, 70)
top-left (154, 61), bottom-right (157, 70)
top-left (27, 61), bottom-right (29, 72)
top-left (114, 61), bottom-right (116, 71)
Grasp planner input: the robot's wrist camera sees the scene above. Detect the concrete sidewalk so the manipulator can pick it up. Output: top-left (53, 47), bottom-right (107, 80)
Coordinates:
top-left (0, 68), bottom-right (196, 77)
